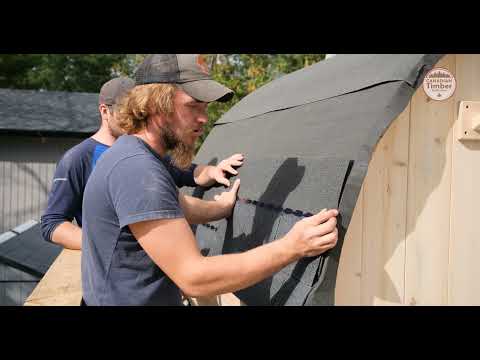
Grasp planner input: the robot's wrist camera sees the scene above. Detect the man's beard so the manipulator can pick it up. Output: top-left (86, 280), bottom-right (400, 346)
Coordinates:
top-left (160, 123), bottom-right (196, 170)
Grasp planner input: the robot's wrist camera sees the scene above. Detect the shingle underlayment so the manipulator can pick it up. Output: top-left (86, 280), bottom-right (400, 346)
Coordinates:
top-left (182, 54), bottom-right (445, 305)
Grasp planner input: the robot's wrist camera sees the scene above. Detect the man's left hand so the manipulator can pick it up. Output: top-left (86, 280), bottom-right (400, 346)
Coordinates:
top-left (208, 153), bottom-right (244, 187)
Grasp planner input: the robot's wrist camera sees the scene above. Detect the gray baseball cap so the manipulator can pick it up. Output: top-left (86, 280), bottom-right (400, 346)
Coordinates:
top-left (99, 77), bottom-right (135, 106)
top-left (134, 54), bottom-right (234, 103)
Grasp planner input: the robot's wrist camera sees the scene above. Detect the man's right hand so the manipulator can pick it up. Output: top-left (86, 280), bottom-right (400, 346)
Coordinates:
top-left (213, 178), bottom-right (241, 218)
top-left (284, 209), bottom-right (339, 258)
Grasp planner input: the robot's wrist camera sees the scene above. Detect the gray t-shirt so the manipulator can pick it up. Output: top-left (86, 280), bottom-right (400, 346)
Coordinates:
top-left (81, 135), bottom-right (185, 306)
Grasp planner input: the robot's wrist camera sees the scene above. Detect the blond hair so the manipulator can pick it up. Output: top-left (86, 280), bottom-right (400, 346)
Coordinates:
top-left (116, 83), bottom-right (176, 134)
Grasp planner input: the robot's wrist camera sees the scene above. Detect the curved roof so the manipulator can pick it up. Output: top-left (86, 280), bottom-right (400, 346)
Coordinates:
top-left (185, 54), bottom-right (444, 305)
top-left (218, 54), bottom-right (441, 124)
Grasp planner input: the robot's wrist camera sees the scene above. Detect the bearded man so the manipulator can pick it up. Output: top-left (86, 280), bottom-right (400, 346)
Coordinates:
top-left (42, 76), bottom-right (243, 251)
top-left (80, 55), bottom-right (339, 306)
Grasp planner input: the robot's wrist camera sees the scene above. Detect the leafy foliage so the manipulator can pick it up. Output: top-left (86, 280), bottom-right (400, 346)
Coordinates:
top-left (0, 54), bottom-right (127, 92)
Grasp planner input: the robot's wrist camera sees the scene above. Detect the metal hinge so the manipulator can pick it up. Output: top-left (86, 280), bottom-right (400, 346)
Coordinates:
top-left (457, 101), bottom-right (480, 141)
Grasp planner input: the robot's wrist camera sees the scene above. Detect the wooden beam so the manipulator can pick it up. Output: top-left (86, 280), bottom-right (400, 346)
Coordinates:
top-left (404, 54), bottom-right (456, 305)
top-left (360, 103), bottom-right (410, 305)
top-left (24, 249), bottom-right (81, 306)
top-left (335, 185), bottom-right (363, 304)
top-left (448, 54), bottom-right (480, 304)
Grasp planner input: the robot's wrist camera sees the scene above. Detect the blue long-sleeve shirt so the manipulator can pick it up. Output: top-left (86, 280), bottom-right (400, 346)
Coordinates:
top-left (40, 136), bottom-right (197, 243)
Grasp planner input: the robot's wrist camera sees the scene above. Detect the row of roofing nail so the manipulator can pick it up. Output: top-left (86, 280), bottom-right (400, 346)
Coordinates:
top-left (237, 197), bottom-right (314, 217)
top-left (200, 198), bottom-right (314, 231)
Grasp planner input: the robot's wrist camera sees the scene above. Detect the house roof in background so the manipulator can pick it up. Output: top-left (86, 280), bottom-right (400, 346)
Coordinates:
top-left (0, 221), bottom-right (62, 277)
top-left (0, 88), bottom-right (99, 135)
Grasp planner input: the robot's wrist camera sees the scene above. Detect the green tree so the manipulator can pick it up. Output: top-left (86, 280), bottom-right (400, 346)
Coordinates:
top-left (0, 54), bottom-right (43, 89)
top-left (0, 54), bottom-right (128, 92)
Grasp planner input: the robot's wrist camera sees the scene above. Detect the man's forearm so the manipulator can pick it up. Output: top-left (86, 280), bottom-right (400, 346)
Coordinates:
top-left (132, 209), bottom-right (337, 300)
top-left (179, 194), bottom-right (227, 224)
top-left (185, 235), bottom-right (300, 297)
top-left (51, 222), bottom-right (82, 250)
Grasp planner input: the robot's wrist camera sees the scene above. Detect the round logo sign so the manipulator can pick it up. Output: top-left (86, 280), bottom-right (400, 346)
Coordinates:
top-left (423, 68), bottom-right (456, 101)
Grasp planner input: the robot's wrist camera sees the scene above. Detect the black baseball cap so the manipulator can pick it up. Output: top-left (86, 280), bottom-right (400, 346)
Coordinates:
top-left (134, 54), bottom-right (234, 103)
top-left (99, 77), bottom-right (135, 106)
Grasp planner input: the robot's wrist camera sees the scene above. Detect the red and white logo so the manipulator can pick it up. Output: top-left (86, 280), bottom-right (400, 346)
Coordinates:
top-left (423, 68), bottom-right (456, 101)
